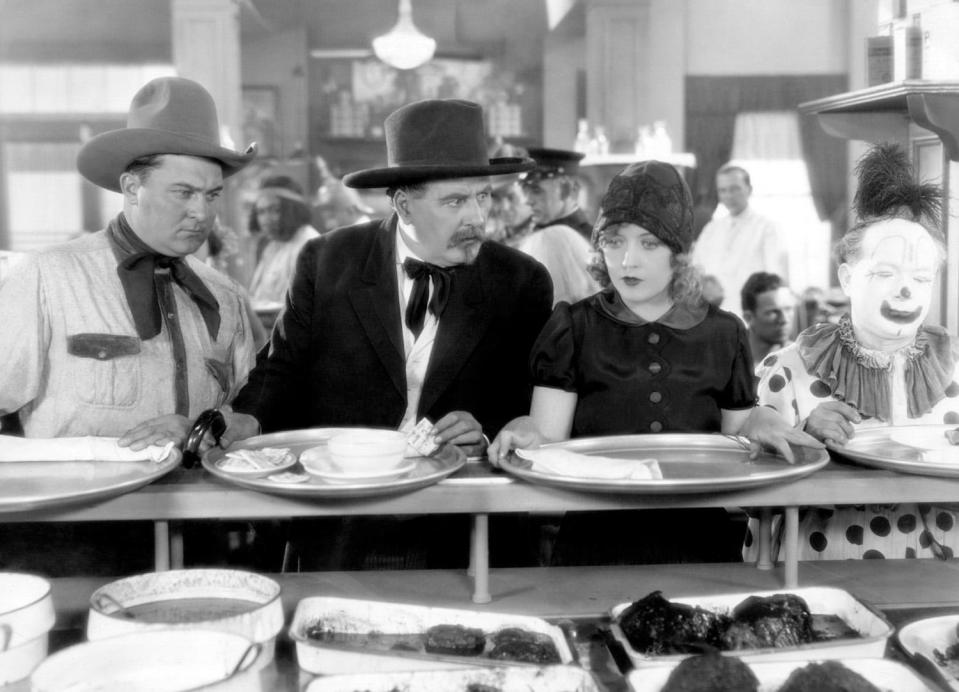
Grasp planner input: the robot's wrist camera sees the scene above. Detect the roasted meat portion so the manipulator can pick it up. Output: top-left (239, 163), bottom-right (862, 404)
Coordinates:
top-left (721, 594), bottom-right (813, 650)
top-left (617, 591), bottom-right (730, 654)
top-left (778, 660), bottom-right (881, 692)
top-left (660, 652), bottom-right (759, 692)
top-left (488, 627), bottom-right (560, 664)
top-left (423, 624), bottom-right (486, 656)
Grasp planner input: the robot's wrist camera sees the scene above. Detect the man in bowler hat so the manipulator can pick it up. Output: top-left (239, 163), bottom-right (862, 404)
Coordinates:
top-left (225, 99), bottom-right (553, 448)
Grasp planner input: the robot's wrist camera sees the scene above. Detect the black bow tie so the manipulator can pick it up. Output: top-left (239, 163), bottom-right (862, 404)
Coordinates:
top-left (403, 257), bottom-right (452, 337)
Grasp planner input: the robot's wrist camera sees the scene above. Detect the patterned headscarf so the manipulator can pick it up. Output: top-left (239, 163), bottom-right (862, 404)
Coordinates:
top-left (592, 160), bottom-right (694, 255)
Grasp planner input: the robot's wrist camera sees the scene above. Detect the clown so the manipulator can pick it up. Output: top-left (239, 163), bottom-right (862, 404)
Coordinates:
top-left (747, 143), bottom-right (959, 561)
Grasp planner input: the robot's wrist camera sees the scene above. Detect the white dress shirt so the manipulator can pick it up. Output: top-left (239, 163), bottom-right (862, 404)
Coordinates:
top-left (394, 228), bottom-right (440, 433)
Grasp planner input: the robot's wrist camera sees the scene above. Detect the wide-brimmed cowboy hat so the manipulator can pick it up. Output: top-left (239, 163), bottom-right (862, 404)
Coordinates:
top-left (343, 99), bottom-right (533, 189)
top-left (77, 76), bottom-right (256, 192)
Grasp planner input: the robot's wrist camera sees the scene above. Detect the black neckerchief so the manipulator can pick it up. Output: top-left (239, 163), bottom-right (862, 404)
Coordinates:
top-left (106, 213), bottom-right (220, 341)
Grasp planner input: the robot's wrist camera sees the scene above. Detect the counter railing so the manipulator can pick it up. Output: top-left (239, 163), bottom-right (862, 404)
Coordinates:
top-left (5, 458), bottom-right (959, 603)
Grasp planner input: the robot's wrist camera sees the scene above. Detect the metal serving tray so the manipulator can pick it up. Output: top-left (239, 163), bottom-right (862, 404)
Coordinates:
top-left (627, 657), bottom-right (936, 692)
top-left (0, 452), bottom-right (180, 514)
top-left (202, 428), bottom-right (465, 499)
top-left (500, 433), bottom-right (829, 494)
top-left (828, 424), bottom-right (959, 478)
top-left (289, 596), bottom-right (575, 675)
top-left (609, 586), bottom-right (893, 668)
top-left (304, 664), bottom-right (601, 692)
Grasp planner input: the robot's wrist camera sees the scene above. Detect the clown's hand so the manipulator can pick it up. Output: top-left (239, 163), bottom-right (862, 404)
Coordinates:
top-left (741, 406), bottom-right (825, 464)
top-left (804, 400), bottom-right (861, 446)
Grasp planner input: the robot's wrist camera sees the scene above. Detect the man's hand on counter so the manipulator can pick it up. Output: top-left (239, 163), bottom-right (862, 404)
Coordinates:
top-left (217, 406), bottom-right (262, 448)
top-left (741, 405), bottom-right (825, 464)
top-left (118, 414), bottom-right (191, 451)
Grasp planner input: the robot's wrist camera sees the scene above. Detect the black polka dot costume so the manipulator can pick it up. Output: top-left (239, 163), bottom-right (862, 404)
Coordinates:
top-left (744, 317), bottom-right (959, 561)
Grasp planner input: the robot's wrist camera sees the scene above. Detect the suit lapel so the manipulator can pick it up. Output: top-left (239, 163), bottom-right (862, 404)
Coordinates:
top-left (418, 254), bottom-right (492, 417)
top-left (348, 217), bottom-right (406, 400)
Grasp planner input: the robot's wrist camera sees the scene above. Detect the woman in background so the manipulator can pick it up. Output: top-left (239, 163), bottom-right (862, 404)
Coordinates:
top-left (248, 175), bottom-right (320, 306)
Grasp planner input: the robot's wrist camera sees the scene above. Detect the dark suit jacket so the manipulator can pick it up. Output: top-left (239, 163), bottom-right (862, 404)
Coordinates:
top-left (233, 216), bottom-right (553, 437)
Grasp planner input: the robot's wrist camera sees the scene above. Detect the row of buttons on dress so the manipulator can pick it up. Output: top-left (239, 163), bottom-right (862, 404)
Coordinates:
top-left (647, 331), bottom-right (664, 433)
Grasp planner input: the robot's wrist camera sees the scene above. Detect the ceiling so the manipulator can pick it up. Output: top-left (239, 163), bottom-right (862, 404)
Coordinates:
top-left (0, 0), bottom-right (552, 68)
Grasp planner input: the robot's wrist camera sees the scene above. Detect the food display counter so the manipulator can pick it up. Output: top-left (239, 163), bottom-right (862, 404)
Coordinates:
top-left (14, 564), bottom-right (959, 691)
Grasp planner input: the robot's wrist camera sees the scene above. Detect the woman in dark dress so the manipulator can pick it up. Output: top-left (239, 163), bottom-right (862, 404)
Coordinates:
top-left (489, 160), bottom-right (818, 564)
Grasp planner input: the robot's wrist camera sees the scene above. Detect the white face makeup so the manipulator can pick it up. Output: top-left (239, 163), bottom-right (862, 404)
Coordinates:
top-left (838, 219), bottom-right (941, 350)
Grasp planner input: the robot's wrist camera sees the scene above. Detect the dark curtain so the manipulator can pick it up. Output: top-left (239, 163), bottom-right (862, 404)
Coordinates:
top-left (685, 74), bottom-right (849, 240)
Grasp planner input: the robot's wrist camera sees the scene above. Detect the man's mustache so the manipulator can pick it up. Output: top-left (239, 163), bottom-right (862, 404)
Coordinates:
top-left (448, 226), bottom-right (486, 247)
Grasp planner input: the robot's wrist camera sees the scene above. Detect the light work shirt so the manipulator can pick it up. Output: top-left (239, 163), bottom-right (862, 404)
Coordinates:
top-left (0, 231), bottom-right (256, 438)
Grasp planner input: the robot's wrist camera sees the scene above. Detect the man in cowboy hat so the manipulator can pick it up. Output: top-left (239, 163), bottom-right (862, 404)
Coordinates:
top-left (225, 98), bottom-right (552, 450)
top-left (0, 76), bottom-right (257, 448)
top-left (520, 147), bottom-right (594, 241)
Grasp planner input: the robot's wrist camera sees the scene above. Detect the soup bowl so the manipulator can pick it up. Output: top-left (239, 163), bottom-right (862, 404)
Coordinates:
top-left (87, 569), bottom-right (282, 667)
top-left (0, 572), bottom-right (55, 684)
top-left (326, 429), bottom-right (409, 473)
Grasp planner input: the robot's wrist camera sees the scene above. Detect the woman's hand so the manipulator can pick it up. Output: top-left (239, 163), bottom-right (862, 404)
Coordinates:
top-left (804, 401), bottom-right (861, 446)
top-left (487, 416), bottom-right (545, 467)
top-left (740, 406), bottom-right (825, 464)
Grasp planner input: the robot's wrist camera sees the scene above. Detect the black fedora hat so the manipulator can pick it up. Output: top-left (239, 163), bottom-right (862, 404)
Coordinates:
top-left (77, 77), bottom-right (256, 193)
top-left (521, 147), bottom-right (585, 183)
top-left (343, 99), bottom-right (533, 189)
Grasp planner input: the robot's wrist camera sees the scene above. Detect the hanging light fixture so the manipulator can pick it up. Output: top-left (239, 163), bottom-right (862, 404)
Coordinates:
top-left (372, 0), bottom-right (436, 70)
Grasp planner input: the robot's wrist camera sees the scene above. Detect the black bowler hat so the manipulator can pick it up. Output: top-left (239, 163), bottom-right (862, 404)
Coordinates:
top-left (521, 147), bottom-right (585, 183)
top-left (343, 99), bottom-right (534, 189)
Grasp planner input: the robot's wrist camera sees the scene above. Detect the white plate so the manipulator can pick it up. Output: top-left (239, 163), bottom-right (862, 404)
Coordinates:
top-left (299, 449), bottom-right (417, 484)
top-left (214, 448), bottom-right (297, 478)
top-left (305, 665), bottom-right (600, 692)
top-left (829, 425), bottom-right (959, 477)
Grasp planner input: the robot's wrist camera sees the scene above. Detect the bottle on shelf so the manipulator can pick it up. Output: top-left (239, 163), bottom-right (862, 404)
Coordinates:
top-left (593, 126), bottom-right (610, 156)
top-left (574, 118), bottom-right (591, 154)
top-left (651, 120), bottom-right (672, 158)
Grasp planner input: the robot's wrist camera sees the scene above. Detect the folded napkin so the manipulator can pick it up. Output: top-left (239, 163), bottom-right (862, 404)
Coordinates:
top-left (516, 448), bottom-right (662, 480)
top-left (0, 436), bottom-right (175, 463)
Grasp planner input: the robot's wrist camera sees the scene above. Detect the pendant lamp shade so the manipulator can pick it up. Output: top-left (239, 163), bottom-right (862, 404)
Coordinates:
top-left (372, 0), bottom-right (436, 70)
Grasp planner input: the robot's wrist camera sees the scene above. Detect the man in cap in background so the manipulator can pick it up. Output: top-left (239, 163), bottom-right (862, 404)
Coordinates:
top-left (0, 76), bottom-right (257, 573)
top-left (221, 99), bottom-right (552, 569)
top-left (520, 147), bottom-right (594, 240)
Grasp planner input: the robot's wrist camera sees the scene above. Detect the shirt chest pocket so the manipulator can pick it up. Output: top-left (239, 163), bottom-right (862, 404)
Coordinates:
top-left (67, 333), bottom-right (142, 408)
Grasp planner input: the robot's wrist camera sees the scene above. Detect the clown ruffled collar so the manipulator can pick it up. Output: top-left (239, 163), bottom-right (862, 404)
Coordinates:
top-left (797, 314), bottom-right (956, 421)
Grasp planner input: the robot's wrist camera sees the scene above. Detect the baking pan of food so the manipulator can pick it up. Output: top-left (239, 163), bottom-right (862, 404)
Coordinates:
top-left (897, 614), bottom-right (959, 691)
top-left (609, 587), bottom-right (893, 668)
top-left (500, 433), bottom-right (829, 494)
top-left (828, 424), bottom-right (959, 478)
top-left (303, 664), bottom-right (600, 692)
top-left (289, 596), bottom-right (575, 675)
top-left (626, 654), bottom-right (936, 691)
